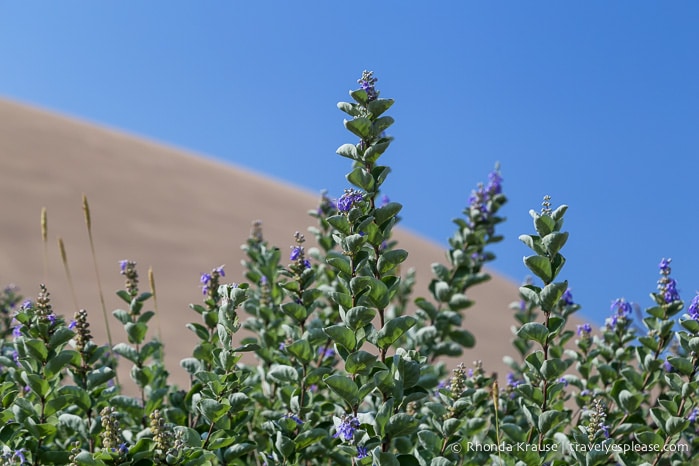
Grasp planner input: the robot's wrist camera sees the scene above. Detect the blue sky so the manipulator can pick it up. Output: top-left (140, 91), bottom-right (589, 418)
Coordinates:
top-left (1, 2), bottom-right (698, 327)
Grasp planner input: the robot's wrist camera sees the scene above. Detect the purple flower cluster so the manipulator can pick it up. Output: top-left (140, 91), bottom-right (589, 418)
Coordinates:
top-left (657, 258), bottom-right (680, 303)
top-left (507, 373), bottom-right (522, 389)
top-left (467, 169), bottom-right (503, 223)
top-left (606, 298), bottom-right (632, 330)
top-left (357, 445), bottom-right (368, 459)
top-left (357, 70), bottom-right (378, 102)
top-left (337, 189), bottom-right (364, 213)
top-left (577, 323), bottom-right (592, 337)
top-left (561, 288), bottom-right (574, 306)
top-left (688, 293), bottom-right (699, 320)
top-left (334, 415), bottom-right (360, 442)
top-left (289, 246), bottom-right (311, 269)
top-left (200, 265), bottom-right (225, 296)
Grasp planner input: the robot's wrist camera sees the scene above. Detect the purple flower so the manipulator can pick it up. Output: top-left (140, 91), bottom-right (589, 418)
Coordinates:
top-left (68, 320), bottom-right (77, 330)
top-left (47, 314), bottom-right (56, 325)
top-left (663, 278), bottom-right (680, 303)
top-left (599, 423), bottom-right (610, 438)
top-left (561, 288), bottom-right (574, 306)
top-left (486, 170), bottom-right (503, 196)
top-left (606, 298), bottom-right (632, 329)
top-left (118, 443), bottom-right (128, 455)
top-left (12, 350), bottom-right (20, 367)
top-left (200, 273), bottom-right (212, 295)
top-left (689, 293), bottom-right (699, 320)
top-left (286, 414), bottom-right (303, 425)
top-left (12, 325), bottom-right (22, 338)
top-left (688, 408), bottom-right (699, 423)
top-left (357, 445), bottom-right (368, 459)
top-left (657, 258), bottom-right (681, 303)
top-left (357, 70), bottom-right (378, 102)
top-left (21, 300), bottom-right (32, 310)
top-left (559, 377), bottom-right (569, 387)
top-left (663, 358), bottom-right (674, 373)
top-left (318, 347), bottom-right (335, 359)
top-left (279, 342), bottom-right (286, 351)
top-left (119, 260), bottom-right (128, 273)
top-left (577, 323), bottom-right (592, 336)
top-left (290, 246), bottom-right (302, 261)
top-left (380, 195), bottom-right (390, 207)
top-left (13, 449), bottom-right (26, 464)
top-left (215, 266), bottom-right (225, 277)
top-left (336, 189), bottom-right (364, 213)
top-left (507, 373), bottom-right (521, 389)
top-left (334, 416), bottom-right (360, 442)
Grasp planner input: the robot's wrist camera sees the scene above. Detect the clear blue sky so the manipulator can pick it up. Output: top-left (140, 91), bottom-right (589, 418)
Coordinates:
top-left (1, 2), bottom-right (698, 327)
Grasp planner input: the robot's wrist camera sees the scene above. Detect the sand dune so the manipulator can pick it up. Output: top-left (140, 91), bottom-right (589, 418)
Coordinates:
top-left (0, 98), bottom-right (525, 386)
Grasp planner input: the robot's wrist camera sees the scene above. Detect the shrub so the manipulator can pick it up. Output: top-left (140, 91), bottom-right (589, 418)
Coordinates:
top-left (0, 71), bottom-right (697, 465)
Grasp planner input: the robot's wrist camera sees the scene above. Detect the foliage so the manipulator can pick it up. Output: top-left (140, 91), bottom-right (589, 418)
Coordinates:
top-left (1, 71), bottom-right (698, 465)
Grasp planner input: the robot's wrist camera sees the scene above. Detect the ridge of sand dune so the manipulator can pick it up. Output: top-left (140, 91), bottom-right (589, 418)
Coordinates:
top-left (0, 97), bottom-right (524, 384)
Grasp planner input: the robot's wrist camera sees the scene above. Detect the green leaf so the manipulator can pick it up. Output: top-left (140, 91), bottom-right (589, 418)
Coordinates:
top-left (336, 143), bottom-right (358, 160)
top-left (295, 428), bottom-right (327, 450)
top-left (324, 325), bottom-right (357, 351)
top-left (268, 365), bottom-right (299, 384)
top-left (635, 431), bottom-right (664, 448)
top-left (344, 117), bottom-right (372, 139)
top-left (280, 302), bottom-right (308, 322)
top-left (539, 281), bottom-right (567, 311)
top-left (199, 399), bottom-right (230, 423)
top-left (59, 413), bottom-right (87, 437)
top-left (327, 215), bottom-right (352, 236)
top-left (501, 423), bottom-right (526, 442)
top-left (519, 284), bottom-right (540, 306)
top-left (542, 231), bottom-right (568, 256)
top-left (375, 398), bottom-right (394, 437)
top-left (125, 322), bottom-right (148, 345)
top-left (372, 116), bottom-right (394, 135)
top-left (450, 329), bottom-right (475, 348)
top-left (345, 306), bottom-right (376, 331)
top-left (537, 410), bottom-right (567, 435)
top-left (22, 372), bottom-right (49, 397)
top-left (23, 338), bottom-right (48, 362)
top-left (44, 350), bottom-right (77, 379)
top-left (373, 451), bottom-right (399, 466)
top-left (373, 201), bottom-right (402, 227)
top-left (534, 214), bottom-right (555, 236)
top-left (347, 166), bottom-right (375, 192)
top-left (324, 374), bottom-right (359, 406)
top-left (523, 255), bottom-right (552, 283)
top-left (112, 343), bottom-right (139, 364)
top-left (286, 339), bottom-right (313, 364)
top-left (525, 351), bottom-right (545, 373)
top-left (540, 358), bottom-right (568, 381)
top-left (386, 413), bottom-right (418, 437)
top-left (517, 322), bottom-right (549, 346)
top-left (350, 89), bottom-right (368, 104)
top-left (519, 234), bottom-right (546, 255)
top-left (618, 390), bottom-right (643, 413)
top-left (367, 98), bottom-right (394, 118)
top-left (665, 416), bottom-right (689, 436)
top-left (48, 327), bottom-right (75, 350)
top-left (186, 322), bottom-right (210, 340)
top-left (668, 356), bottom-right (694, 376)
top-left (326, 251), bottom-right (352, 276)
top-left (377, 249), bottom-right (408, 275)
top-left (86, 367), bottom-right (114, 390)
top-left (377, 316), bottom-right (417, 349)
top-left (345, 351), bottom-right (378, 375)
top-left (337, 101), bottom-right (360, 117)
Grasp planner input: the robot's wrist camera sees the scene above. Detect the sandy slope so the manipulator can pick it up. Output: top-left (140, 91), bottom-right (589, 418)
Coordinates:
top-left (0, 98), bottom-right (526, 387)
